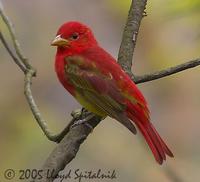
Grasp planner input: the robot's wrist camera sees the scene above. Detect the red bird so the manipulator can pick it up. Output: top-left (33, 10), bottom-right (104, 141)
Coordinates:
top-left (51, 21), bottom-right (173, 164)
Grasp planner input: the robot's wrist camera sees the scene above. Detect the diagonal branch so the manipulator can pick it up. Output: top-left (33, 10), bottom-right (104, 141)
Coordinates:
top-left (0, 31), bottom-right (26, 72)
top-left (0, 3), bottom-right (32, 70)
top-left (39, 114), bottom-right (102, 182)
top-left (134, 58), bottom-right (200, 84)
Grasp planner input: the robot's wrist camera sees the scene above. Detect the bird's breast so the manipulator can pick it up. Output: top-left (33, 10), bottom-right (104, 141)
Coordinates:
top-left (55, 54), bottom-right (75, 95)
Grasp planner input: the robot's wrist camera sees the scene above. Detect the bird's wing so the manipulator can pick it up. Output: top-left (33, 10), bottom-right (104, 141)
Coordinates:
top-left (65, 55), bottom-right (137, 134)
top-left (81, 46), bottom-right (150, 117)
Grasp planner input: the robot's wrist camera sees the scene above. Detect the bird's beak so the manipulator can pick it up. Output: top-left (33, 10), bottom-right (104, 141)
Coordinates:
top-left (51, 35), bottom-right (69, 47)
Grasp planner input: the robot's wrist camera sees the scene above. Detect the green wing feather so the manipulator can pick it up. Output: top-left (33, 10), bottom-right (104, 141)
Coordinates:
top-left (65, 56), bottom-right (137, 134)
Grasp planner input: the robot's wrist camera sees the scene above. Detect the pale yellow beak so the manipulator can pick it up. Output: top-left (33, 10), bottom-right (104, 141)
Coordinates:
top-left (51, 35), bottom-right (69, 46)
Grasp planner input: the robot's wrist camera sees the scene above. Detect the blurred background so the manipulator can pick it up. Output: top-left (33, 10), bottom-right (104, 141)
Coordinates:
top-left (1, 0), bottom-right (200, 181)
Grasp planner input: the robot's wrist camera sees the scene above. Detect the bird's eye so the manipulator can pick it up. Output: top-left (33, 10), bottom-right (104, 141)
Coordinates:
top-left (71, 33), bottom-right (79, 40)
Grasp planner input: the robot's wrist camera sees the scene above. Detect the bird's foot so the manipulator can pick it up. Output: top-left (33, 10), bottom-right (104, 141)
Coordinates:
top-left (71, 112), bottom-right (95, 131)
top-left (71, 109), bottom-right (82, 120)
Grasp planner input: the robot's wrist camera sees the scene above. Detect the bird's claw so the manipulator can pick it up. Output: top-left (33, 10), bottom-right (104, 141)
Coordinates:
top-left (71, 109), bottom-right (82, 119)
top-left (70, 113), bottom-right (95, 132)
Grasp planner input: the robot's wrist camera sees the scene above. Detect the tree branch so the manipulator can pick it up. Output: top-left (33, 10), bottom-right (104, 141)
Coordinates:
top-left (0, 3), bottom-right (71, 143)
top-left (0, 3), bottom-right (31, 70)
top-left (118, 0), bottom-right (147, 76)
top-left (134, 58), bottom-right (200, 84)
top-left (0, 31), bottom-right (26, 72)
top-left (38, 114), bottom-right (102, 182)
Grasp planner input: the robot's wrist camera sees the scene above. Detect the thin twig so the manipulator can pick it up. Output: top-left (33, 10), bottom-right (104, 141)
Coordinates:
top-left (134, 58), bottom-right (200, 84)
top-left (0, 31), bottom-right (26, 72)
top-left (24, 70), bottom-right (60, 142)
top-left (24, 68), bottom-right (76, 142)
top-left (0, 2), bottom-right (70, 143)
top-left (0, 6), bottom-right (31, 69)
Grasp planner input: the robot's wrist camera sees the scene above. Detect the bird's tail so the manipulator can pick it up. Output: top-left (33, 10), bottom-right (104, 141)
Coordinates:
top-left (135, 120), bottom-right (173, 164)
top-left (127, 103), bottom-right (174, 164)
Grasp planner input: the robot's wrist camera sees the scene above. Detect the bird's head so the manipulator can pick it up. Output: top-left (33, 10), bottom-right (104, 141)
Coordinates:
top-left (51, 21), bottom-right (98, 53)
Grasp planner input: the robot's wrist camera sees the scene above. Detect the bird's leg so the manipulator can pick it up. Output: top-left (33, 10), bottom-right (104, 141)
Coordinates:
top-left (80, 107), bottom-right (91, 118)
top-left (72, 113), bottom-right (95, 128)
top-left (71, 108), bottom-right (95, 131)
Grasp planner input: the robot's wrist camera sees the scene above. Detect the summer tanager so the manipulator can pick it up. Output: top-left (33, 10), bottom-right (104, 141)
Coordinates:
top-left (51, 21), bottom-right (173, 164)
